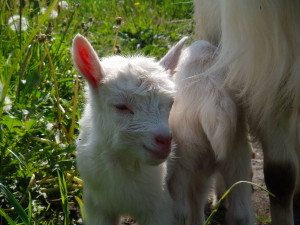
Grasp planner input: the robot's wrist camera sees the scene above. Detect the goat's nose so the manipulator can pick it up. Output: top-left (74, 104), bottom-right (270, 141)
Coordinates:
top-left (155, 134), bottom-right (172, 148)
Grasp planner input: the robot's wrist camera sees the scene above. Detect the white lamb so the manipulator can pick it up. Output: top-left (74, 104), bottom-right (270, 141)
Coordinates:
top-left (167, 40), bottom-right (254, 225)
top-left (71, 34), bottom-right (187, 225)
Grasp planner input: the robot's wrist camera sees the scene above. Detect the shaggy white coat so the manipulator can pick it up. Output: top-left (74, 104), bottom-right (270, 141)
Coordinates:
top-left (72, 34), bottom-right (186, 225)
top-left (167, 40), bottom-right (254, 225)
top-left (168, 1), bottom-right (300, 225)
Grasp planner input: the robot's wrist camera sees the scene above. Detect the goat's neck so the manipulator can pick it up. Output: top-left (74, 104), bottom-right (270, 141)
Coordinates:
top-left (91, 140), bottom-right (144, 175)
top-left (109, 149), bottom-right (143, 174)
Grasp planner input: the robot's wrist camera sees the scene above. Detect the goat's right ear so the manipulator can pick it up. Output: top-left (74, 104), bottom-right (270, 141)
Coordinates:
top-left (159, 36), bottom-right (188, 75)
top-left (72, 34), bottom-right (104, 89)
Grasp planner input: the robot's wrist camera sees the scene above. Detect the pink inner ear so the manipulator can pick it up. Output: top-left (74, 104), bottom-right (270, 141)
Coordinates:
top-left (74, 38), bottom-right (101, 88)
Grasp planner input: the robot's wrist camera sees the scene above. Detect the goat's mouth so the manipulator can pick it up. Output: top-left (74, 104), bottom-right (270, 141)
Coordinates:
top-left (143, 144), bottom-right (171, 161)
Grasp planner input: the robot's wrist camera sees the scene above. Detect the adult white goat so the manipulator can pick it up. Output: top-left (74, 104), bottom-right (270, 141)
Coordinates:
top-left (71, 34), bottom-right (186, 225)
top-left (168, 1), bottom-right (300, 225)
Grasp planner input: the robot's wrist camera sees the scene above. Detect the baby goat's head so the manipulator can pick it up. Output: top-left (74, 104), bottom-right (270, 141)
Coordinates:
top-left (72, 34), bottom-right (186, 165)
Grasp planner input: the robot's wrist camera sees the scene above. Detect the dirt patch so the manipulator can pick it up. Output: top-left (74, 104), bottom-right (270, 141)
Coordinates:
top-left (251, 145), bottom-right (271, 225)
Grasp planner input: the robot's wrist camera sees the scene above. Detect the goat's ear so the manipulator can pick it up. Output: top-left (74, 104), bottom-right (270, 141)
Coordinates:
top-left (159, 36), bottom-right (188, 74)
top-left (72, 34), bottom-right (104, 89)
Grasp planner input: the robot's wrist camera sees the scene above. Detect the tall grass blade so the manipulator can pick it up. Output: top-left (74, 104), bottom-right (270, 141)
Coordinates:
top-left (0, 183), bottom-right (29, 225)
top-left (57, 170), bottom-right (70, 225)
top-left (68, 74), bottom-right (79, 142)
top-left (27, 192), bottom-right (32, 225)
top-left (204, 181), bottom-right (274, 225)
top-left (75, 196), bottom-right (85, 222)
top-left (54, 9), bottom-right (76, 57)
top-left (0, 207), bottom-right (16, 225)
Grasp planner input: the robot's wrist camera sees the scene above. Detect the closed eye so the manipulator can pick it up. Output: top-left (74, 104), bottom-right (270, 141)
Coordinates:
top-left (114, 104), bottom-right (134, 114)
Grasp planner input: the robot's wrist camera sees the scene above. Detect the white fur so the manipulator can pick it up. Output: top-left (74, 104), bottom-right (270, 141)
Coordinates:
top-left (167, 40), bottom-right (254, 225)
top-left (168, 1), bottom-right (300, 225)
top-left (194, 0), bottom-right (300, 127)
top-left (72, 34), bottom-right (186, 225)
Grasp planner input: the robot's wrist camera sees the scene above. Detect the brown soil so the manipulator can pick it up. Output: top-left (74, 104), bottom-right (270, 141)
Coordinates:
top-left (251, 145), bottom-right (271, 225)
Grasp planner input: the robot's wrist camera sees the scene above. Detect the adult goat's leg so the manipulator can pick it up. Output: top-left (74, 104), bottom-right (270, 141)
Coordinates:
top-left (294, 132), bottom-right (300, 225)
top-left (258, 117), bottom-right (298, 225)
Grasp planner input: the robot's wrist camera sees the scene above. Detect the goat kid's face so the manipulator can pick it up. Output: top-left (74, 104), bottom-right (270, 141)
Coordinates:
top-left (72, 34), bottom-right (186, 165)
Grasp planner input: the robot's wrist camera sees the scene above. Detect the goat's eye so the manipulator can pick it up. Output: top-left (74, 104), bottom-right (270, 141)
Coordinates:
top-left (114, 104), bottom-right (134, 114)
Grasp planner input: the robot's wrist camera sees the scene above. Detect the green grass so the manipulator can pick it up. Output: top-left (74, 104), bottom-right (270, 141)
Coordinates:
top-left (0, 0), bottom-right (192, 224)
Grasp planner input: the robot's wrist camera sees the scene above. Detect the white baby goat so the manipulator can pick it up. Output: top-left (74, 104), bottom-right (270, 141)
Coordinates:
top-left (168, 1), bottom-right (300, 225)
top-left (71, 34), bottom-right (186, 225)
top-left (167, 40), bottom-right (254, 225)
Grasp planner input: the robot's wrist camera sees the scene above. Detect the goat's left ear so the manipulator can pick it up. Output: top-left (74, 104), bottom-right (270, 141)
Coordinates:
top-left (159, 36), bottom-right (188, 74)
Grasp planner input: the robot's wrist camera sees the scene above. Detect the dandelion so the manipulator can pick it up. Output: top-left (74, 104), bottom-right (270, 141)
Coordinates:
top-left (22, 109), bottom-right (29, 115)
top-left (59, 143), bottom-right (66, 148)
top-left (40, 7), bottom-right (46, 14)
top-left (3, 96), bottom-right (12, 113)
top-left (8, 15), bottom-right (29, 31)
top-left (58, 1), bottom-right (69, 10)
top-left (46, 122), bottom-right (54, 131)
top-left (50, 10), bottom-right (58, 19)
top-left (40, 7), bottom-right (58, 19)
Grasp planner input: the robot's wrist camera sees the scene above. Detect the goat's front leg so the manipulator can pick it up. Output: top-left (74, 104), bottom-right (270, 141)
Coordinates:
top-left (186, 171), bottom-right (214, 225)
top-left (166, 155), bottom-right (190, 225)
top-left (167, 145), bottom-right (214, 225)
top-left (218, 131), bottom-right (255, 225)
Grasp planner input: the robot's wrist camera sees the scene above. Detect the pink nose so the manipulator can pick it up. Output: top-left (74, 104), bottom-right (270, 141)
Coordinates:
top-left (155, 134), bottom-right (172, 149)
